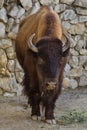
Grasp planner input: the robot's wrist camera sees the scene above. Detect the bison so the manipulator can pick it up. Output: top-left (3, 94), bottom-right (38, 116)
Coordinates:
top-left (15, 6), bottom-right (70, 124)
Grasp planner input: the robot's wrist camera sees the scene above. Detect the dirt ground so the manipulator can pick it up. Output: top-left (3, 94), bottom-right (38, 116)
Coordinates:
top-left (0, 87), bottom-right (87, 130)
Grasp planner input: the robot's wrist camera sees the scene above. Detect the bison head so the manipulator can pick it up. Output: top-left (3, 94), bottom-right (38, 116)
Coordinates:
top-left (28, 34), bottom-right (70, 92)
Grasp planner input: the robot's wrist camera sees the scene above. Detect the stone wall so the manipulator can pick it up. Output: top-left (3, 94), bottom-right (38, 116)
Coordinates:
top-left (0, 0), bottom-right (87, 96)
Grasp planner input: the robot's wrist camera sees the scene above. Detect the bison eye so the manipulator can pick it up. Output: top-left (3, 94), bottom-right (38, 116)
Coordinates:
top-left (38, 57), bottom-right (44, 65)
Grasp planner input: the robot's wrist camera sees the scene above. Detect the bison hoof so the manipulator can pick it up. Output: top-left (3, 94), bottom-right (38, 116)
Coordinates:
top-left (45, 119), bottom-right (56, 125)
top-left (31, 115), bottom-right (41, 121)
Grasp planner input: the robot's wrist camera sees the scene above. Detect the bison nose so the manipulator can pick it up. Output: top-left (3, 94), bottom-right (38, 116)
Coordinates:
top-left (46, 82), bottom-right (57, 90)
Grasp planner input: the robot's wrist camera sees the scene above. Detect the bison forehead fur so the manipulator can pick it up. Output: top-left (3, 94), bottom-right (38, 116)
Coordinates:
top-left (15, 5), bottom-right (70, 123)
top-left (35, 38), bottom-right (63, 80)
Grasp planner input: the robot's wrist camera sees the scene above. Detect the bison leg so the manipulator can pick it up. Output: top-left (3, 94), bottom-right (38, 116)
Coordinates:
top-left (45, 101), bottom-right (56, 125)
top-left (30, 93), bottom-right (41, 120)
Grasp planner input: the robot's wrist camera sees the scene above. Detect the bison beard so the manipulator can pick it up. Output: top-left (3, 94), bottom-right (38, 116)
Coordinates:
top-left (15, 6), bottom-right (70, 125)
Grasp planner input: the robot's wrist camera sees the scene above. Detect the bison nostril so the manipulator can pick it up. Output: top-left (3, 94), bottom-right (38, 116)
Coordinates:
top-left (45, 82), bottom-right (57, 90)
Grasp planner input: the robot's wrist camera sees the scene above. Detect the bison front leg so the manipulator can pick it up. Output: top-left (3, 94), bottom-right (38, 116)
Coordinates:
top-left (30, 93), bottom-right (41, 120)
top-left (45, 102), bottom-right (56, 125)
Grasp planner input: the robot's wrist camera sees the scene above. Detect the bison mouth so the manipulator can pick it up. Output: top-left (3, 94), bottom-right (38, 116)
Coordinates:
top-left (40, 81), bottom-right (57, 97)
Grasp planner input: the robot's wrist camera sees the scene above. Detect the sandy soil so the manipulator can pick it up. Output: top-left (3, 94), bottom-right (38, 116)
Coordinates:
top-left (0, 88), bottom-right (87, 130)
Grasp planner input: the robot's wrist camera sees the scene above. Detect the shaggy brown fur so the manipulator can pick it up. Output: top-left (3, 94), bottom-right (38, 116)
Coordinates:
top-left (15, 6), bottom-right (69, 122)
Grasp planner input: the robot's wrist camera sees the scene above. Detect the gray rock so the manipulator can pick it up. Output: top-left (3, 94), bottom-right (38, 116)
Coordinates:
top-left (69, 66), bottom-right (83, 77)
top-left (85, 65), bottom-right (87, 70)
top-left (0, 68), bottom-right (10, 77)
top-left (40, 0), bottom-right (59, 5)
top-left (15, 71), bottom-right (24, 83)
top-left (30, 2), bottom-right (40, 15)
top-left (85, 29), bottom-right (87, 34)
top-left (0, 22), bottom-right (5, 38)
top-left (79, 16), bottom-right (87, 23)
top-left (79, 49), bottom-right (87, 55)
top-left (63, 77), bottom-right (70, 88)
top-left (8, 4), bottom-right (19, 18)
top-left (79, 56), bottom-right (87, 66)
top-left (74, 35), bottom-right (81, 42)
top-left (69, 79), bottom-right (78, 89)
top-left (0, 48), bottom-right (11, 77)
top-left (79, 70), bottom-right (87, 86)
top-left (8, 32), bottom-right (17, 40)
top-left (5, 0), bottom-right (16, 4)
top-left (76, 8), bottom-right (87, 16)
top-left (64, 63), bottom-right (71, 76)
top-left (8, 24), bottom-right (19, 40)
top-left (52, 0), bottom-right (59, 4)
top-left (0, 75), bottom-right (21, 94)
top-left (70, 17), bottom-right (78, 24)
top-left (10, 76), bottom-right (19, 92)
top-left (54, 4), bottom-right (59, 13)
top-left (15, 19), bottom-right (20, 24)
top-left (65, 63), bottom-right (71, 72)
top-left (0, 0), bottom-right (4, 8)
top-left (8, 4), bottom-right (25, 18)
top-left (3, 92), bottom-right (16, 97)
top-left (6, 46), bottom-right (16, 60)
top-left (0, 49), bottom-right (7, 69)
top-left (0, 7), bottom-right (8, 23)
top-left (75, 40), bottom-right (86, 51)
top-left (67, 36), bottom-right (77, 48)
top-left (69, 24), bottom-right (85, 35)
top-left (33, 0), bottom-right (39, 1)
top-left (62, 21), bottom-right (71, 30)
top-left (20, 0), bottom-right (32, 11)
top-left (0, 39), bottom-right (12, 49)
top-left (74, 0), bottom-right (87, 8)
top-left (70, 49), bottom-right (79, 56)
top-left (15, 59), bottom-right (23, 72)
top-left (16, 84), bottom-right (23, 96)
top-left (6, 75), bottom-right (23, 95)
top-left (60, 0), bottom-right (74, 5)
top-left (0, 88), bottom-right (3, 95)
top-left (0, 77), bottom-right (14, 92)
top-left (6, 18), bottom-right (14, 32)
top-left (86, 22), bottom-right (87, 26)
top-left (69, 56), bottom-right (78, 68)
top-left (82, 70), bottom-right (87, 77)
top-left (55, 4), bottom-right (67, 13)
top-left (17, 6), bottom-right (25, 19)
top-left (70, 39), bottom-right (77, 48)
top-left (11, 24), bottom-right (19, 34)
top-left (7, 60), bottom-right (15, 72)
top-left (61, 9), bottom-right (76, 20)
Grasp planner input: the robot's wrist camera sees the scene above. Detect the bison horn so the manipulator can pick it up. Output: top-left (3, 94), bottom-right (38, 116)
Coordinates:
top-left (62, 32), bottom-right (70, 52)
top-left (62, 27), bottom-right (76, 52)
top-left (62, 41), bottom-right (70, 52)
top-left (28, 33), bottom-right (38, 53)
